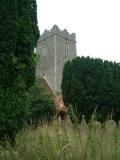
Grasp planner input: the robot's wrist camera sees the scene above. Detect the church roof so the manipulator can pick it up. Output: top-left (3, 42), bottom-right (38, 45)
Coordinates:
top-left (39, 76), bottom-right (56, 96)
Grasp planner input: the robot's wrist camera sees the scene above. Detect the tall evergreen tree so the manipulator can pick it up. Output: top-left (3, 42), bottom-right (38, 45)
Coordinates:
top-left (0, 0), bottom-right (39, 143)
top-left (15, 0), bottom-right (39, 88)
top-left (0, 0), bottom-right (19, 86)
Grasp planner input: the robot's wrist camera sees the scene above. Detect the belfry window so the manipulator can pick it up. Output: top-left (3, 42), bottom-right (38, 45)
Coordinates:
top-left (65, 42), bottom-right (69, 57)
top-left (42, 41), bottom-right (47, 55)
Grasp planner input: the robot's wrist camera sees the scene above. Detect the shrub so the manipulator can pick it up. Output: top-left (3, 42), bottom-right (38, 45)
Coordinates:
top-left (62, 56), bottom-right (120, 122)
top-left (28, 80), bottom-right (56, 126)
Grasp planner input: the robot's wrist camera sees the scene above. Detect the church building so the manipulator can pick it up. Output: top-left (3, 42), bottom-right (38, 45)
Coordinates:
top-left (36, 25), bottom-right (77, 94)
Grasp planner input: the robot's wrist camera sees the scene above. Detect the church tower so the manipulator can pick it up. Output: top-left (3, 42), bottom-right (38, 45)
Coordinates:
top-left (36, 25), bottom-right (77, 93)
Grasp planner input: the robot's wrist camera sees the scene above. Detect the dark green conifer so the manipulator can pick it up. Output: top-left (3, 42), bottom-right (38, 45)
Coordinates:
top-left (0, 0), bottom-right (39, 143)
top-left (62, 56), bottom-right (120, 122)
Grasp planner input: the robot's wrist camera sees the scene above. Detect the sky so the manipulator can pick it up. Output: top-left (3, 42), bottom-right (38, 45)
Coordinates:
top-left (36, 0), bottom-right (120, 62)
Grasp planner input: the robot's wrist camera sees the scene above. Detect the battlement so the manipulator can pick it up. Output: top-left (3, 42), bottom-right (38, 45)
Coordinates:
top-left (36, 25), bottom-right (77, 92)
top-left (38, 25), bottom-right (76, 42)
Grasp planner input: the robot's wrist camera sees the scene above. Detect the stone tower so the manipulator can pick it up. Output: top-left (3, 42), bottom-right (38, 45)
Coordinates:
top-left (36, 25), bottom-right (77, 93)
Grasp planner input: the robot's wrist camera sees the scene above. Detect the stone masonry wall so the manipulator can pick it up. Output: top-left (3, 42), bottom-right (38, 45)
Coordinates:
top-left (36, 25), bottom-right (77, 93)
top-left (36, 35), bottom-right (56, 91)
top-left (56, 34), bottom-right (77, 92)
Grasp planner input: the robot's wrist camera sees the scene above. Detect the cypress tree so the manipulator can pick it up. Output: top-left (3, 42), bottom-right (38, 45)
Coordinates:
top-left (0, 0), bottom-right (19, 86)
top-left (15, 0), bottom-right (39, 88)
top-left (0, 0), bottom-right (39, 143)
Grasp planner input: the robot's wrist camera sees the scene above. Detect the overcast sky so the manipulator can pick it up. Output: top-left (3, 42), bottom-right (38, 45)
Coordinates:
top-left (36, 0), bottom-right (120, 62)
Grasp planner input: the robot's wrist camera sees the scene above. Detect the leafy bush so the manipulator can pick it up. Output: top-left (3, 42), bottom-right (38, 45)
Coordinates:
top-left (28, 80), bottom-right (56, 126)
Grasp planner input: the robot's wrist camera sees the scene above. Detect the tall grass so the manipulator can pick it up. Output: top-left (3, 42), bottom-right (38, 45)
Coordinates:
top-left (0, 118), bottom-right (120, 160)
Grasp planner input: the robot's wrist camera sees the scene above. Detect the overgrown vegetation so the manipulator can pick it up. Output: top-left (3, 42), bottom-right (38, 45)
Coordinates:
top-left (62, 56), bottom-right (120, 122)
top-left (0, 119), bottom-right (120, 160)
top-left (28, 79), bottom-right (56, 127)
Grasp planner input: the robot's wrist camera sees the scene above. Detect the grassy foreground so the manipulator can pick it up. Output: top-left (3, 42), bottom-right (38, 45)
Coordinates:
top-left (0, 118), bottom-right (120, 160)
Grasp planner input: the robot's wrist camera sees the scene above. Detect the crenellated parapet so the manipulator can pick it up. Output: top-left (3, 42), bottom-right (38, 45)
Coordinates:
top-left (38, 25), bottom-right (76, 42)
top-left (36, 25), bottom-right (77, 93)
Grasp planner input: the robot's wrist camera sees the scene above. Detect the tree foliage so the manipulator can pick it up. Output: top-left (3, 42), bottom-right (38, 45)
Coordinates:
top-left (15, 0), bottom-right (39, 88)
top-left (28, 80), bottom-right (56, 126)
top-left (0, 0), bottom-right (39, 142)
top-left (0, 78), bottom-right (30, 144)
top-left (62, 56), bottom-right (120, 122)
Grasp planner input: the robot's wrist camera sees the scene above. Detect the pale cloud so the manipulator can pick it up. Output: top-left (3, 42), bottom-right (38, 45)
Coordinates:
top-left (36, 0), bottom-right (120, 62)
